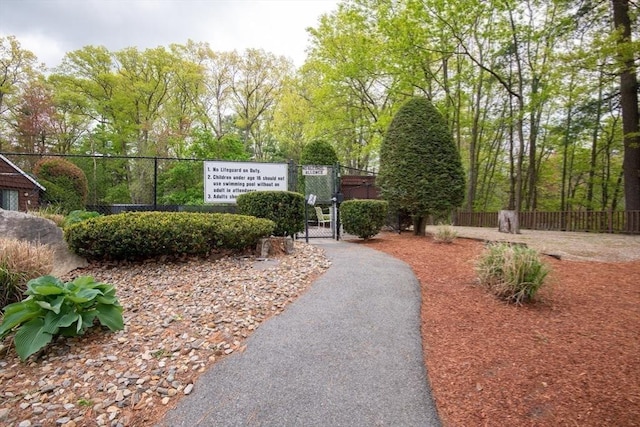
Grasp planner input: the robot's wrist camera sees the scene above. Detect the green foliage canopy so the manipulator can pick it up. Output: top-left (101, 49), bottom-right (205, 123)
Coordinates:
top-left (300, 140), bottom-right (338, 165)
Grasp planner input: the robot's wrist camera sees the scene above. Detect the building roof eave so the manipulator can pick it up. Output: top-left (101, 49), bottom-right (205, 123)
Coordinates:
top-left (0, 154), bottom-right (46, 191)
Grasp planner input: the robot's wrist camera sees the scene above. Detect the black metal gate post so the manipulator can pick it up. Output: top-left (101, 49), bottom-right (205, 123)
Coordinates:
top-left (304, 200), bottom-right (309, 243)
top-left (153, 157), bottom-right (158, 210)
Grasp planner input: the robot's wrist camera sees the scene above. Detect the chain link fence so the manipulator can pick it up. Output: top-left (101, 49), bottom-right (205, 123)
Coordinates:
top-left (2, 152), bottom-right (395, 238)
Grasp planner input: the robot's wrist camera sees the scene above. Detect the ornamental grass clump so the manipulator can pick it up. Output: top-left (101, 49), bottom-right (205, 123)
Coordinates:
top-left (476, 243), bottom-right (550, 305)
top-left (0, 238), bottom-right (54, 308)
top-left (0, 275), bottom-right (124, 361)
top-left (432, 223), bottom-right (458, 243)
top-left (29, 206), bottom-right (66, 227)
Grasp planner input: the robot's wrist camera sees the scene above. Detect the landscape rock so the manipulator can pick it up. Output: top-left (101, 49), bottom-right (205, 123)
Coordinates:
top-left (0, 407), bottom-right (10, 420)
top-left (257, 236), bottom-right (295, 257)
top-left (0, 209), bottom-right (87, 275)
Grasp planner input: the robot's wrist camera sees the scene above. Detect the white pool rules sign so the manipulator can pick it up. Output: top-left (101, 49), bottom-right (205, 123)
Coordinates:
top-left (204, 161), bottom-right (288, 204)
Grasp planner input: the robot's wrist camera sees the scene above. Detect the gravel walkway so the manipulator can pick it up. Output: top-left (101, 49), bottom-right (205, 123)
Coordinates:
top-left (425, 225), bottom-right (640, 262)
top-left (159, 239), bottom-right (441, 427)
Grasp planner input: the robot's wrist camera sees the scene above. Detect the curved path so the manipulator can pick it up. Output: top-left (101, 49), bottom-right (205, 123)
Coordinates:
top-left (159, 239), bottom-right (440, 427)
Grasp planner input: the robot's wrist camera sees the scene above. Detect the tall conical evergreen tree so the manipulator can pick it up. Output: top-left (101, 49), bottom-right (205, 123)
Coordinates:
top-left (378, 96), bottom-right (465, 235)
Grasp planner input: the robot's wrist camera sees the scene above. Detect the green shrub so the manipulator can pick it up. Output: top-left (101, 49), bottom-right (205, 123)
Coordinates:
top-left (63, 210), bottom-right (102, 229)
top-left (476, 243), bottom-right (550, 304)
top-left (208, 213), bottom-right (275, 249)
top-left (340, 200), bottom-right (388, 239)
top-left (37, 178), bottom-right (84, 213)
top-left (64, 212), bottom-right (274, 260)
top-left (0, 275), bottom-right (123, 361)
top-left (432, 223), bottom-right (458, 243)
top-left (236, 191), bottom-right (305, 237)
top-left (0, 239), bottom-right (54, 308)
top-left (34, 157), bottom-right (89, 213)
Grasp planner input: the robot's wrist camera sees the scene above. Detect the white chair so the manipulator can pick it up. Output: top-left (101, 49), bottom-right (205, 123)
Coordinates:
top-left (314, 206), bottom-right (331, 229)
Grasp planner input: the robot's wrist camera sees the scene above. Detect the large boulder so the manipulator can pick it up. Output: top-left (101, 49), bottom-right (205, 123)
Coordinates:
top-left (0, 209), bottom-right (87, 276)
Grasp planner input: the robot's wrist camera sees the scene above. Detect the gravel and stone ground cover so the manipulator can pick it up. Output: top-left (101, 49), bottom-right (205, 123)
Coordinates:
top-left (0, 242), bottom-right (330, 427)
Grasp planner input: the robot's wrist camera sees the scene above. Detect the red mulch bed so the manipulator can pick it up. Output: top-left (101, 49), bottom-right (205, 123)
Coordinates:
top-left (359, 232), bottom-right (640, 427)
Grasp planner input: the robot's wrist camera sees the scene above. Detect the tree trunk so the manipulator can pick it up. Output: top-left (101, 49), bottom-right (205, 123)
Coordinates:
top-left (612, 0), bottom-right (640, 212)
top-left (498, 210), bottom-right (520, 234)
top-left (413, 215), bottom-right (427, 236)
top-left (466, 68), bottom-right (484, 212)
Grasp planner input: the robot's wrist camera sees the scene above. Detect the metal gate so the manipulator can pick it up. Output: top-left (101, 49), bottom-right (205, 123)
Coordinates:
top-left (300, 164), bottom-right (340, 240)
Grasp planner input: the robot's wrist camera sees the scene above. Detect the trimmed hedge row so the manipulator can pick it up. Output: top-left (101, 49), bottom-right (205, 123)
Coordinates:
top-left (64, 212), bottom-right (274, 260)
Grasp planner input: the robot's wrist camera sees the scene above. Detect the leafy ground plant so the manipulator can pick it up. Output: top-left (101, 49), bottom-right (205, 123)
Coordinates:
top-left (0, 275), bottom-right (124, 361)
top-left (475, 243), bottom-right (550, 304)
top-left (63, 209), bottom-right (102, 229)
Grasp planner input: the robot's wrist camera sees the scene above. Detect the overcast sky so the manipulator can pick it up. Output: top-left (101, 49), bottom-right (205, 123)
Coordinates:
top-left (0, 0), bottom-right (340, 69)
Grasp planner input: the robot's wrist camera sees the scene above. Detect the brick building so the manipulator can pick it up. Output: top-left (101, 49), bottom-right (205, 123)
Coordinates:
top-left (0, 154), bottom-right (46, 211)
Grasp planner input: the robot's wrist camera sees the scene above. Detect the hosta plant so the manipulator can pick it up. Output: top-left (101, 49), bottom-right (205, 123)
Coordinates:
top-left (0, 275), bottom-right (124, 361)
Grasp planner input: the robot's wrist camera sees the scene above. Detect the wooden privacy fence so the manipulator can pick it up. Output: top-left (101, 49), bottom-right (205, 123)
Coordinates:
top-left (455, 210), bottom-right (640, 234)
top-left (340, 175), bottom-right (379, 200)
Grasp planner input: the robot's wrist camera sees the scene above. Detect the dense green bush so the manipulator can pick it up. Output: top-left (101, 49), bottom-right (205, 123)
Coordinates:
top-left (0, 239), bottom-right (53, 308)
top-left (37, 178), bottom-right (84, 213)
top-left (378, 96), bottom-right (465, 235)
top-left (63, 210), bottom-right (102, 228)
top-left (64, 212), bottom-right (274, 260)
top-left (300, 140), bottom-right (339, 165)
top-left (475, 243), bottom-right (550, 305)
top-left (340, 200), bottom-right (388, 239)
top-left (0, 275), bottom-right (123, 361)
top-left (34, 157), bottom-right (89, 213)
top-left (236, 191), bottom-right (305, 237)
